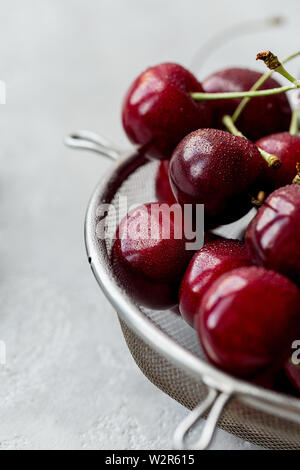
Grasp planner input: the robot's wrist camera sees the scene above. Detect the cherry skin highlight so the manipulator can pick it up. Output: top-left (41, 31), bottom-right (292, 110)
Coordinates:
top-left (111, 202), bottom-right (195, 310)
top-left (197, 266), bottom-right (300, 378)
top-left (179, 239), bottom-right (251, 327)
top-left (155, 160), bottom-right (176, 204)
top-left (169, 128), bottom-right (264, 227)
top-left (256, 132), bottom-right (300, 190)
top-left (245, 184), bottom-right (300, 285)
top-left (203, 67), bottom-right (291, 141)
top-left (122, 63), bottom-right (212, 160)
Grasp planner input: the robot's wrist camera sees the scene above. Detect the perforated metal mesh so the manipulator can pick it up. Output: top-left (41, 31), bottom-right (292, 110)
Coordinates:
top-left (95, 158), bottom-right (300, 450)
top-left (120, 320), bottom-right (300, 450)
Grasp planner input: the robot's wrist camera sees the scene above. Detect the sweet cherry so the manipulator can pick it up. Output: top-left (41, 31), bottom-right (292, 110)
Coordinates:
top-left (169, 128), bottom-right (264, 227)
top-left (179, 239), bottom-right (251, 327)
top-left (202, 68), bottom-right (291, 141)
top-left (122, 63), bottom-right (212, 160)
top-left (256, 132), bottom-right (300, 190)
top-left (245, 184), bottom-right (300, 285)
top-left (285, 358), bottom-right (300, 394)
top-left (111, 202), bottom-right (194, 310)
top-left (155, 160), bottom-right (176, 204)
top-left (197, 266), bottom-right (300, 378)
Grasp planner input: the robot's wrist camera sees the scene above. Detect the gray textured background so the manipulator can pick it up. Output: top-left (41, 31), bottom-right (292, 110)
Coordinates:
top-left (0, 0), bottom-right (299, 450)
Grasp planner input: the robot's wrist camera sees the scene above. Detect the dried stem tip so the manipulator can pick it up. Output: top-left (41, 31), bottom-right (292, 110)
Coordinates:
top-left (256, 51), bottom-right (281, 70)
top-left (251, 191), bottom-right (266, 207)
top-left (268, 155), bottom-right (282, 169)
top-left (257, 191), bottom-right (266, 203)
top-left (293, 162), bottom-right (300, 185)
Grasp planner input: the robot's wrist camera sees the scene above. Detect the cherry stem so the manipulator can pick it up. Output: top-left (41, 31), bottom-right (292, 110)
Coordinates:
top-left (293, 163), bottom-right (300, 185)
top-left (222, 115), bottom-right (244, 138)
top-left (190, 85), bottom-right (293, 101)
top-left (257, 51), bottom-right (300, 88)
top-left (289, 109), bottom-right (299, 136)
top-left (232, 51), bottom-right (300, 123)
top-left (222, 115), bottom-right (281, 169)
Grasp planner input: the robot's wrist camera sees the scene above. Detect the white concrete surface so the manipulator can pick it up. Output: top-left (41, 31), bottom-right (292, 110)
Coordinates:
top-left (0, 0), bottom-right (299, 450)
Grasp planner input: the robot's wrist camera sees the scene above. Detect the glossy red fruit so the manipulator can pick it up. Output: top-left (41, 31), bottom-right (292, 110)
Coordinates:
top-left (197, 266), bottom-right (300, 378)
top-left (179, 239), bottom-right (251, 327)
top-left (245, 185), bottom-right (300, 284)
top-left (155, 160), bottom-right (176, 204)
top-left (256, 132), bottom-right (300, 190)
top-left (250, 364), bottom-right (286, 391)
top-left (169, 128), bottom-right (264, 227)
top-left (203, 67), bottom-right (291, 141)
top-left (111, 202), bottom-right (194, 310)
top-left (203, 231), bottom-right (222, 244)
top-left (122, 63), bottom-right (212, 160)
top-left (285, 358), bottom-right (300, 394)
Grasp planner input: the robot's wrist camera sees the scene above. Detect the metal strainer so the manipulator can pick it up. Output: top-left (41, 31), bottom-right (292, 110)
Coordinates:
top-left (65, 130), bottom-right (300, 450)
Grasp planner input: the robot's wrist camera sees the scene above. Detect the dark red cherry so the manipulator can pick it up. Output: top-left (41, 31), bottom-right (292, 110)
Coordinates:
top-left (203, 231), bottom-right (222, 244)
top-left (256, 132), bottom-right (300, 190)
top-left (122, 63), bottom-right (212, 160)
top-left (169, 128), bottom-right (264, 227)
top-left (245, 184), bottom-right (300, 285)
top-left (285, 358), bottom-right (300, 394)
top-left (197, 266), bottom-right (300, 378)
top-left (203, 68), bottom-right (291, 141)
top-left (250, 364), bottom-right (288, 391)
top-left (111, 202), bottom-right (194, 310)
top-left (179, 239), bottom-right (251, 327)
top-left (155, 160), bottom-right (176, 204)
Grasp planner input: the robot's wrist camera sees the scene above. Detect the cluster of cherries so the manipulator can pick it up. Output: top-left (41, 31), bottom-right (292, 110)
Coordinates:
top-left (111, 53), bottom-right (300, 395)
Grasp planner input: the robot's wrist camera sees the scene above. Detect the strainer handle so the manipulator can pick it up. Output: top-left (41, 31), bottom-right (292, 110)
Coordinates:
top-left (173, 388), bottom-right (232, 450)
top-left (64, 130), bottom-right (121, 160)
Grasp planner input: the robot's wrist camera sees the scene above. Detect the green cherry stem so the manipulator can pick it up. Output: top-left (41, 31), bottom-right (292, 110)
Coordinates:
top-left (257, 51), bottom-right (300, 88)
top-left (290, 107), bottom-right (300, 184)
top-left (289, 108), bottom-right (299, 136)
top-left (222, 114), bottom-right (244, 138)
top-left (232, 74), bottom-right (272, 123)
top-left (222, 114), bottom-right (281, 168)
top-left (190, 85), bottom-right (293, 101)
top-left (232, 51), bottom-right (300, 123)
top-left (191, 50), bottom-right (300, 108)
